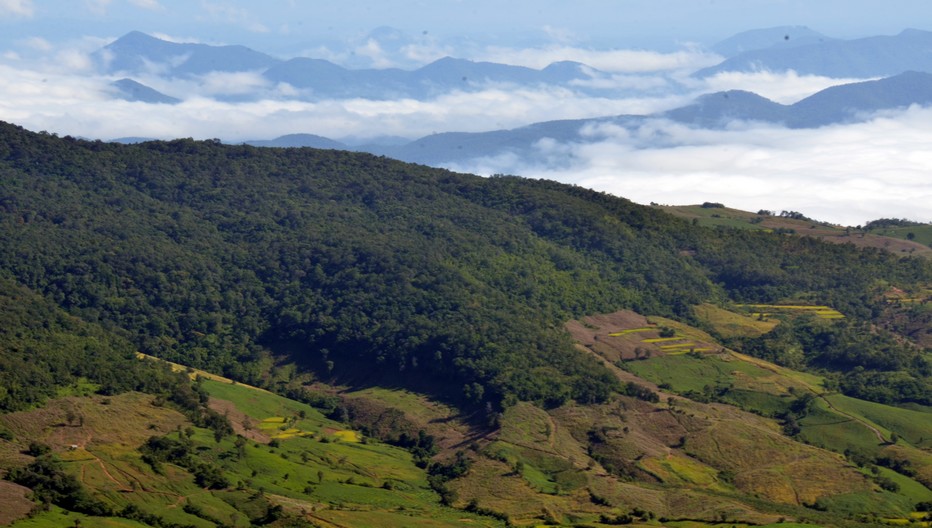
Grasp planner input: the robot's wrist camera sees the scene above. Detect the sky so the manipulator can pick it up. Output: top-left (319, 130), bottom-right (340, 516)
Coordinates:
top-left (1, 0), bottom-right (931, 225)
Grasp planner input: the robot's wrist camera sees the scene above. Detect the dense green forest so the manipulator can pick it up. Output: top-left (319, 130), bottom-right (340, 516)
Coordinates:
top-left (0, 121), bottom-right (929, 411)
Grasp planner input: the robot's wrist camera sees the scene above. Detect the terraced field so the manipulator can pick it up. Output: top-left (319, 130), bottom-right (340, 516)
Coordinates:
top-left (736, 304), bottom-right (846, 320)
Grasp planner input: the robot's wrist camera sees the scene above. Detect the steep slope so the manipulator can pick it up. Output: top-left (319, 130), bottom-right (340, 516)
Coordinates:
top-left (0, 120), bottom-right (930, 527)
top-left (0, 120), bottom-right (929, 411)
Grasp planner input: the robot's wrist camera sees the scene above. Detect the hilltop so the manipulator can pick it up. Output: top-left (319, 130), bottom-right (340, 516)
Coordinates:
top-left (0, 121), bottom-right (930, 527)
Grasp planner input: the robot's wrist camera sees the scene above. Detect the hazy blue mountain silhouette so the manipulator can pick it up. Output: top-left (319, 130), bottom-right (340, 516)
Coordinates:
top-left (96, 31), bottom-right (281, 76)
top-left (662, 90), bottom-right (785, 126)
top-left (365, 117), bottom-right (623, 165)
top-left (789, 70), bottom-right (932, 125)
top-left (264, 56), bottom-right (599, 99)
top-left (245, 134), bottom-right (347, 149)
top-left (96, 32), bottom-right (607, 101)
top-left (711, 26), bottom-right (833, 57)
top-left (108, 78), bottom-right (180, 104)
top-left (343, 71), bottom-right (932, 165)
top-left (697, 29), bottom-right (932, 78)
top-left (233, 70), bottom-right (932, 160)
top-left (666, 71), bottom-right (932, 127)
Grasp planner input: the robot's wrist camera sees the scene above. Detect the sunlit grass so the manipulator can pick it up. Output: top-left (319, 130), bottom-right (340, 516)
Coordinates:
top-left (608, 327), bottom-right (655, 336)
top-left (737, 304), bottom-right (845, 319)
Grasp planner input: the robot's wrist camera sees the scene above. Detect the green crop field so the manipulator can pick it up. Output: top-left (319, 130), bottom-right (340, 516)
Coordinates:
top-left (825, 394), bottom-right (932, 448)
top-left (736, 304), bottom-right (845, 320)
top-left (871, 225), bottom-right (932, 247)
top-left (694, 303), bottom-right (779, 339)
top-left (9, 506), bottom-right (154, 528)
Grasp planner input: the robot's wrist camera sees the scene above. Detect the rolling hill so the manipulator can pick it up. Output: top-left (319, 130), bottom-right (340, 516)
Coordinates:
top-left (0, 121), bottom-right (930, 527)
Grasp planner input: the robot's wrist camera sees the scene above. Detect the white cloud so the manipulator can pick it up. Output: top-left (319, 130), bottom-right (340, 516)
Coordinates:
top-left (84, 0), bottom-right (112, 15)
top-left (695, 70), bottom-right (877, 105)
top-left (19, 36), bottom-right (52, 52)
top-left (3, 35), bottom-right (110, 74)
top-left (150, 33), bottom-right (200, 44)
top-left (450, 111), bottom-right (932, 226)
top-left (352, 39), bottom-right (395, 69)
top-left (0, 0), bottom-right (33, 17)
top-left (200, 1), bottom-right (268, 33)
top-left (0, 42), bottom-right (929, 227)
top-left (55, 49), bottom-right (95, 72)
top-left (0, 54), bottom-right (696, 139)
top-left (194, 71), bottom-right (271, 96)
top-left (129, 0), bottom-right (163, 10)
top-left (474, 45), bottom-right (722, 73)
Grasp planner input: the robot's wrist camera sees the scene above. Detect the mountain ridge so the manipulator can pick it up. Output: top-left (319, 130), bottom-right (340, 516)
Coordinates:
top-left (697, 28), bottom-right (932, 78)
top-left (241, 70), bottom-right (932, 166)
top-left (0, 120), bottom-right (930, 527)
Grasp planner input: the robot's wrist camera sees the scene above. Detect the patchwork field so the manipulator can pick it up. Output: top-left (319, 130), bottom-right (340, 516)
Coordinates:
top-left (735, 304), bottom-right (845, 320)
top-left (4, 310), bottom-right (930, 527)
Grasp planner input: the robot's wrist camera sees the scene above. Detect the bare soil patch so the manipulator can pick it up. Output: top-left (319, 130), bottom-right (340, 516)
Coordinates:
top-left (566, 310), bottom-right (656, 362)
top-left (0, 481), bottom-right (34, 525)
top-left (208, 397), bottom-right (270, 444)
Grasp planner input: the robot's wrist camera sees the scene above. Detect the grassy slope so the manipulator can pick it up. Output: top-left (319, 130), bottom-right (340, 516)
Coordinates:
top-left (4, 318), bottom-right (931, 527)
top-left (564, 307), bottom-right (932, 524)
top-left (2, 379), bottom-right (501, 528)
top-left (661, 205), bottom-right (932, 259)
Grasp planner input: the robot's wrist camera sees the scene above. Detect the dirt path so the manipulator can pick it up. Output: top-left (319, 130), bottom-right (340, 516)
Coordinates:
top-left (717, 351), bottom-right (887, 443)
top-left (817, 395), bottom-right (888, 444)
top-left (77, 450), bottom-right (133, 492)
top-left (574, 344), bottom-right (670, 402)
top-left (267, 494), bottom-right (352, 528)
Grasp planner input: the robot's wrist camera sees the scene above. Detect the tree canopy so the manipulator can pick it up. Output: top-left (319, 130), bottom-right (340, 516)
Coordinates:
top-left (0, 121), bottom-right (929, 408)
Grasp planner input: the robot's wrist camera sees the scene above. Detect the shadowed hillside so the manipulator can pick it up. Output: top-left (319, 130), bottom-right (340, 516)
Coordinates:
top-left (0, 120), bottom-right (930, 526)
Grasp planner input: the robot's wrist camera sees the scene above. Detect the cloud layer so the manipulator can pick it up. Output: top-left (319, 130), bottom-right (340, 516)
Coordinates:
top-left (0, 35), bottom-right (927, 227)
top-left (450, 109), bottom-right (932, 226)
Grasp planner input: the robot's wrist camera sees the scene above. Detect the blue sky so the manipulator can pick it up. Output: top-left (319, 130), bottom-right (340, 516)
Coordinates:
top-left (2, 0), bottom-right (931, 54)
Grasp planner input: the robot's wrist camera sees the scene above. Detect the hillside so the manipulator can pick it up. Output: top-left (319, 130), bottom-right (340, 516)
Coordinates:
top-left (659, 204), bottom-right (932, 260)
top-left (0, 121), bottom-right (930, 526)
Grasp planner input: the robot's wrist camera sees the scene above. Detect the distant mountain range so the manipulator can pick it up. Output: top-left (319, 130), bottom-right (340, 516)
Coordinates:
top-left (93, 29), bottom-right (932, 168)
top-left (94, 28), bottom-right (932, 106)
top-left (697, 28), bottom-right (932, 78)
top-left (95, 31), bottom-right (610, 101)
top-left (108, 78), bottom-right (179, 104)
top-left (710, 26), bottom-right (834, 57)
top-left (240, 71), bottom-right (932, 166)
top-left (94, 30), bottom-right (280, 76)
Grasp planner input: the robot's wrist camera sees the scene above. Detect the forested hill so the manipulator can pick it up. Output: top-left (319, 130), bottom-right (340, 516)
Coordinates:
top-left (0, 121), bottom-right (929, 409)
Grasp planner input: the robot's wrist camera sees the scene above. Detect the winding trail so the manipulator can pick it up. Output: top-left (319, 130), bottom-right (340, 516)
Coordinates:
top-left (816, 395), bottom-right (888, 444)
top-left (708, 351), bottom-right (888, 444)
